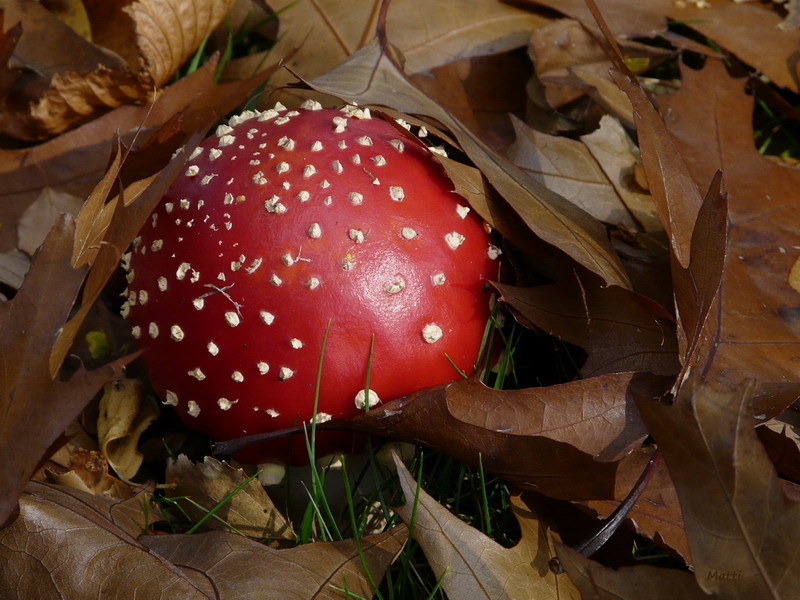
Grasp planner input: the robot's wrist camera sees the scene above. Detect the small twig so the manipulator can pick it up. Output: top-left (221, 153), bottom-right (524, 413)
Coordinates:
top-left (199, 283), bottom-right (243, 315)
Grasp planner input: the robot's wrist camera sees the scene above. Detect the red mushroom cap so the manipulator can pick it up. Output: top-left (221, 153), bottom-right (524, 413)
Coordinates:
top-left (123, 103), bottom-right (502, 464)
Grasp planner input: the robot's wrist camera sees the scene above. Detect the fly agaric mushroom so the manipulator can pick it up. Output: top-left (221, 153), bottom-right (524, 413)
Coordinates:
top-left (123, 102), bottom-right (503, 464)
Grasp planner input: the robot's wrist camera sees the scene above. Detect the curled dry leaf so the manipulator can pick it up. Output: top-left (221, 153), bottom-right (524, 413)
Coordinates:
top-left (350, 374), bottom-right (657, 500)
top-left (97, 378), bottom-right (159, 481)
top-left (126, 0), bottom-right (235, 87)
top-left (29, 68), bottom-right (150, 140)
top-left (0, 215), bottom-right (131, 526)
top-left (46, 443), bottom-right (134, 499)
top-left (392, 452), bottom-right (580, 600)
top-left (142, 526), bottom-right (408, 599)
top-left (165, 455), bottom-right (295, 543)
top-left (1, 0), bottom-right (235, 140)
top-left (496, 266), bottom-right (679, 378)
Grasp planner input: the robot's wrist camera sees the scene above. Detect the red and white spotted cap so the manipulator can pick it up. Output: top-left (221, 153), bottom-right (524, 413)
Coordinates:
top-left (122, 102), bottom-right (503, 464)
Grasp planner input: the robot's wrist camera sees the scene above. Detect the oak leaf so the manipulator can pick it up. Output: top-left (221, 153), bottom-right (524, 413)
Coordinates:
top-left (556, 543), bottom-right (707, 599)
top-left (638, 381), bottom-right (800, 598)
top-left (142, 526), bottom-right (407, 599)
top-left (659, 59), bottom-right (800, 416)
top-left (351, 375), bottom-right (654, 500)
top-left (0, 216), bottom-right (130, 526)
top-left (519, 0), bottom-right (800, 92)
top-left (392, 452), bottom-right (580, 600)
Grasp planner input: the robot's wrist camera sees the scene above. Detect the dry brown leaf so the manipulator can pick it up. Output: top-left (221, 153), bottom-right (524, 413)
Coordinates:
top-left (16, 185), bottom-right (84, 255)
top-left (309, 37), bottom-right (632, 289)
top-left (350, 374), bottom-right (658, 500)
top-left (496, 267), bottom-right (679, 377)
top-left (0, 216), bottom-right (131, 526)
top-left (392, 452), bottom-right (580, 600)
top-left (658, 59), bottom-right (800, 417)
top-left (2, 479), bottom-right (405, 598)
top-left (0, 481), bottom-right (215, 598)
top-left (639, 382), bottom-right (800, 597)
top-left (581, 450), bottom-right (688, 561)
top-left (126, 0), bottom-right (235, 87)
top-left (97, 378), bottom-right (159, 481)
top-left (348, 374), bottom-right (687, 556)
top-left (3, 1), bottom-right (124, 79)
top-left (526, 18), bottom-right (667, 127)
top-left (409, 51), bottom-right (532, 148)
top-left (580, 115), bottom-right (661, 232)
top-left (608, 67), bottom-right (703, 269)
top-left (165, 455), bottom-right (295, 543)
top-left (519, 0), bottom-right (800, 92)
top-left (556, 543), bottom-right (707, 599)
top-left (264, 0), bottom-right (547, 93)
top-left (45, 443), bottom-right (134, 499)
top-left (503, 114), bottom-right (638, 229)
top-left (142, 526), bottom-right (408, 599)
top-left (29, 68), bottom-right (152, 139)
top-left (1, 0), bottom-right (234, 140)
top-left (529, 18), bottom-right (610, 110)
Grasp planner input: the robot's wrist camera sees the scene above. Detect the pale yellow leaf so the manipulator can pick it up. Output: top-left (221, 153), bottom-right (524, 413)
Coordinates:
top-left (166, 455), bottom-right (295, 542)
top-left (503, 115), bottom-right (637, 228)
top-left (0, 250), bottom-right (30, 294)
top-left (97, 378), bottom-right (159, 480)
top-left (126, 0), bottom-right (236, 86)
top-left (580, 115), bottom-right (661, 232)
top-left (392, 452), bottom-right (579, 600)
